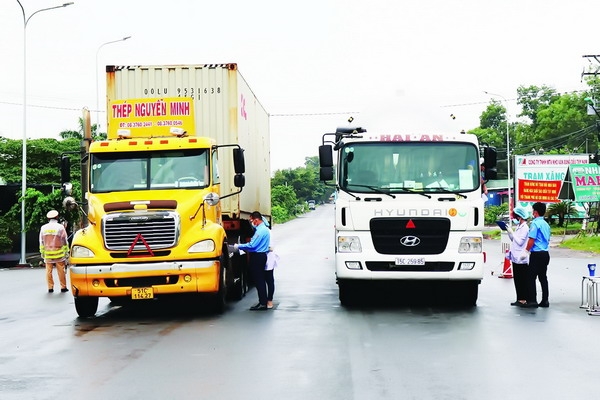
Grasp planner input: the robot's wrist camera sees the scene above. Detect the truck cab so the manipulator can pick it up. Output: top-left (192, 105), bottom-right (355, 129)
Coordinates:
top-left (319, 127), bottom-right (497, 306)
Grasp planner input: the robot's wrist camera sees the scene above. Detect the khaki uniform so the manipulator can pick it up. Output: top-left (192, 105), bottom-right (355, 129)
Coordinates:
top-left (39, 219), bottom-right (69, 291)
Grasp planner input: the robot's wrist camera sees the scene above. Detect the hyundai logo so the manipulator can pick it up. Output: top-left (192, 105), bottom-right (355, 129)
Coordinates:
top-left (400, 236), bottom-right (420, 246)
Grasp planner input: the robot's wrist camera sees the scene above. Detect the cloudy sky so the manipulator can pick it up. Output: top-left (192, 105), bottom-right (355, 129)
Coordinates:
top-left (1, 0), bottom-right (599, 172)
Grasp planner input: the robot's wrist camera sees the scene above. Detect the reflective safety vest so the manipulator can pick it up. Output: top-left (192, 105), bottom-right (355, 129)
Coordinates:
top-left (39, 219), bottom-right (69, 262)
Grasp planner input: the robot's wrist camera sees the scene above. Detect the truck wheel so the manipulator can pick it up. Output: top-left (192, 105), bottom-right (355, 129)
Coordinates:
top-left (75, 297), bottom-right (99, 318)
top-left (338, 281), bottom-right (358, 307)
top-left (461, 282), bottom-right (479, 307)
top-left (209, 263), bottom-right (227, 313)
top-left (229, 267), bottom-right (245, 301)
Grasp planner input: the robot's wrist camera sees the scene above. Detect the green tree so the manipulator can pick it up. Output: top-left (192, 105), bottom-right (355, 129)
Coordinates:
top-left (0, 137), bottom-right (81, 185)
top-left (516, 85), bottom-right (557, 129)
top-left (271, 184), bottom-right (298, 222)
top-left (0, 128), bottom-right (84, 254)
top-left (535, 93), bottom-right (595, 153)
top-left (547, 201), bottom-right (578, 228)
top-left (59, 117), bottom-right (106, 141)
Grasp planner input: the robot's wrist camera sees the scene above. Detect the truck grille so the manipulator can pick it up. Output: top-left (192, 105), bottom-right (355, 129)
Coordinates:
top-left (370, 217), bottom-right (450, 255)
top-left (103, 211), bottom-right (179, 251)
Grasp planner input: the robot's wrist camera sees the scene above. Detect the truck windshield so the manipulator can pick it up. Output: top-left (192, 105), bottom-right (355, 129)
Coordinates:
top-left (340, 142), bottom-right (480, 194)
top-left (90, 149), bottom-right (209, 193)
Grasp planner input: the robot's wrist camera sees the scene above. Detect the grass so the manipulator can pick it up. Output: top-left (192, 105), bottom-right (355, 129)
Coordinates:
top-left (559, 235), bottom-right (600, 253)
top-left (484, 222), bottom-right (600, 253)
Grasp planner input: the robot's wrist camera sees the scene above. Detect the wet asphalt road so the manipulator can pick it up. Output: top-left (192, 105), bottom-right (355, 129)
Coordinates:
top-left (1, 204), bottom-right (600, 400)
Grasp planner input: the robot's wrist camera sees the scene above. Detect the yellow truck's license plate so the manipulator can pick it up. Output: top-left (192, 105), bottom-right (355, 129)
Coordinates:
top-left (131, 287), bottom-right (154, 300)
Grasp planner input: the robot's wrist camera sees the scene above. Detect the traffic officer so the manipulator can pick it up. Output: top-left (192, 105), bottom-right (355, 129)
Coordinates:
top-left (39, 210), bottom-right (69, 293)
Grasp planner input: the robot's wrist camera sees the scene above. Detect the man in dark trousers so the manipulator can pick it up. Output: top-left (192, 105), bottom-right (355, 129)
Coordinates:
top-left (235, 211), bottom-right (271, 310)
top-left (519, 202), bottom-right (551, 308)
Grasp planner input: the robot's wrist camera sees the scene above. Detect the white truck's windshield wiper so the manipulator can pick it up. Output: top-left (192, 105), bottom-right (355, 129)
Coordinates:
top-left (347, 184), bottom-right (396, 198)
top-left (427, 187), bottom-right (467, 199)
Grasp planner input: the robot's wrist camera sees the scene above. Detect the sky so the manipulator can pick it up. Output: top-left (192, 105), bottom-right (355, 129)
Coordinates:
top-left (1, 0), bottom-right (600, 173)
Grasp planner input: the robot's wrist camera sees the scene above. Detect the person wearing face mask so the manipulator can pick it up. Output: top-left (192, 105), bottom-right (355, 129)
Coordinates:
top-left (234, 211), bottom-right (271, 310)
top-left (505, 206), bottom-right (530, 307)
top-left (520, 202), bottom-right (551, 308)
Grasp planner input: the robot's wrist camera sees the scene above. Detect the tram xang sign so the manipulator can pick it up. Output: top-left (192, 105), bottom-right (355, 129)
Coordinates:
top-left (514, 155), bottom-right (589, 204)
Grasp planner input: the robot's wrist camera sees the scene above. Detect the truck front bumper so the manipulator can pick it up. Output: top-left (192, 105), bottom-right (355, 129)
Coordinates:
top-left (69, 260), bottom-right (219, 298)
top-left (335, 253), bottom-right (484, 281)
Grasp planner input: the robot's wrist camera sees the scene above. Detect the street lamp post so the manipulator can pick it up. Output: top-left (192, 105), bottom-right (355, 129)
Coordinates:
top-left (16, 1), bottom-right (74, 266)
top-left (484, 91), bottom-right (512, 212)
top-left (95, 36), bottom-right (131, 130)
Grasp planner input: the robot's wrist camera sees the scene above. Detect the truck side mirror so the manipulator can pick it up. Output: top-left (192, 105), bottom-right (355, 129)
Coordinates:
top-left (319, 145), bottom-right (334, 181)
top-left (319, 145), bottom-right (333, 168)
top-left (320, 167), bottom-right (334, 182)
top-left (482, 146), bottom-right (498, 180)
top-left (234, 174), bottom-right (245, 188)
top-left (233, 148), bottom-right (245, 174)
top-left (60, 155), bottom-right (71, 184)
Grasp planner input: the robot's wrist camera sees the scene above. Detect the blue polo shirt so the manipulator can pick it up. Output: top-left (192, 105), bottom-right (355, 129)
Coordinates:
top-left (528, 216), bottom-right (551, 252)
top-left (238, 222), bottom-right (270, 253)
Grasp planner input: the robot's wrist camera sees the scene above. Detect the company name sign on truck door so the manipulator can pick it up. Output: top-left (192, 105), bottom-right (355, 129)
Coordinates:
top-left (107, 97), bottom-right (195, 138)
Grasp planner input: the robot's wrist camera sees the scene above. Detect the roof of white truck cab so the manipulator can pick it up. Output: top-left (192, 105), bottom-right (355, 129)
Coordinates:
top-left (341, 132), bottom-right (479, 146)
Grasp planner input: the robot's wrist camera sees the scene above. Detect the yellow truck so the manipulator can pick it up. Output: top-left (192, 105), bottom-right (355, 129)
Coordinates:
top-left (62, 64), bottom-right (270, 317)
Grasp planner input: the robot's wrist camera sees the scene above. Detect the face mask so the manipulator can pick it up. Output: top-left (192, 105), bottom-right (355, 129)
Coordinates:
top-left (512, 218), bottom-right (519, 224)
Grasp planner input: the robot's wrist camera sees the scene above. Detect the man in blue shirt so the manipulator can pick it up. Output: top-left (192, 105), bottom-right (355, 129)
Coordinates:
top-left (235, 211), bottom-right (271, 310)
top-left (519, 202), bottom-right (551, 308)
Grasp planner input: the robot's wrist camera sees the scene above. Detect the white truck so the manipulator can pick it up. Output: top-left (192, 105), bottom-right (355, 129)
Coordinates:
top-left (319, 127), bottom-right (496, 306)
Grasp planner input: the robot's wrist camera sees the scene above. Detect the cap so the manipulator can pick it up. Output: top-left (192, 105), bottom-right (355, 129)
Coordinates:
top-left (46, 210), bottom-right (59, 219)
top-left (513, 206), bottom-right (529, 220)
top-left (480, 157), bottom-right (485, 165)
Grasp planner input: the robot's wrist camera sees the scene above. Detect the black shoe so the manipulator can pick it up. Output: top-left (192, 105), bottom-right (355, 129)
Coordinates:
top-left (518, 301), bottom-right (538, 308)
top-left (249, 303), bottom-right (267, 311)
top-left (60, 288), bottom-right (69, 293)
top-left (510, 301), bottom-right (521, 306)
top-left (538, 300), bottom-right (549, 308)
top-left (48, 289), bottom-right (54, 293)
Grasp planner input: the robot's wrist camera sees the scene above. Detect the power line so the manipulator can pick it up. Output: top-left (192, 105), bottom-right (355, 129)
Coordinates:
top-left (0, 99), bottom-right (86, 112)
top-left (270, 111), bottom-right (360, 117)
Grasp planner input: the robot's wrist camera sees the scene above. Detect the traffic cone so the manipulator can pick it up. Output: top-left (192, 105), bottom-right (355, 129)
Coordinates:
top-left (498, 250), bottom-right (513, 279)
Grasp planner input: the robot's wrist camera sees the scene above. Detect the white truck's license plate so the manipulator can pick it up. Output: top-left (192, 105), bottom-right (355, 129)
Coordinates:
top-left (395, 257), bottom-right (425, 266)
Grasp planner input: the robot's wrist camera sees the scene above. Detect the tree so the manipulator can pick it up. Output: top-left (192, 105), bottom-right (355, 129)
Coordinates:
top-left (0, 125), bottom-right (84, 253)
top-left (535, 93), bottom-right (597, 154)
top-left (59, 117), bottom-right (106, 141)
top-left (0, 137), bottom-right (81, 185)
top-left (547, 201), bottom-right (578, 227)
top-left (271, 185), bottom-right (298, 222)
top-left (516, 85), bottom-right (557, 129)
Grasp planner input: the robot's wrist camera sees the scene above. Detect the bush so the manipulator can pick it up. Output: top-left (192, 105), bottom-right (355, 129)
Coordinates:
top-left (271, 205), bottom-right (291, 224)
top-left (484, 204), bottom-right (508, 225)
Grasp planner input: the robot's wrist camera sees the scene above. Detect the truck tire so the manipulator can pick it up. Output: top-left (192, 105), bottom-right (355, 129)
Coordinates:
top-left (75, 297), bottom-right (99, 318)
top-left (338, 281), bottom-right (358, 307)
top-left (229, 267), bottom-right (245, 301)
top-left (461, 281), bottom-right (479, 307)
top-left (226, 250), bottom-right (245, 301)
top-left (209, 262), bottom-right (227, 314)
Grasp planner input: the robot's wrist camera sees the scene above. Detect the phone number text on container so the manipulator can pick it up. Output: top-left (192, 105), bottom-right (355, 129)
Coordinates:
top-left (118, 120), bottom-right (183, 128)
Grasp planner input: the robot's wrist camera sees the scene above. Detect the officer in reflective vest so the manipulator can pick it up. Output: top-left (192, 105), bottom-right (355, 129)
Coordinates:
top-left (39, 210), bottom-right (69, 293)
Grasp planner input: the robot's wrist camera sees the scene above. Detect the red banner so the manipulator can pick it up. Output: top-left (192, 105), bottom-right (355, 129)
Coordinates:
top-left (517, 179), bottom-right (562, 203)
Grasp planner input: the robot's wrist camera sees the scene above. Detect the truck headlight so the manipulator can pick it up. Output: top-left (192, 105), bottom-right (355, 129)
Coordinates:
top-left (338, 236), bottom-right (362, 253)
top-left (71, 245), bottom-right (95, 258)
top-left (188, 239), bottom-right (215, 253)
top-left (458, 237), bottom-right (482, 253)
